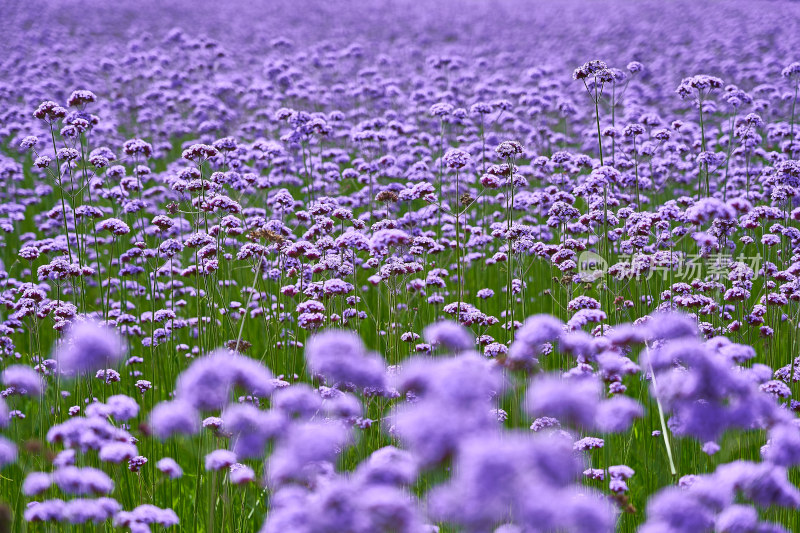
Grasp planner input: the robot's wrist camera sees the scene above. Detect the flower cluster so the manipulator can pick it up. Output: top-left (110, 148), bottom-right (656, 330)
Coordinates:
top-left (2, 0), bottom-right (800, 531)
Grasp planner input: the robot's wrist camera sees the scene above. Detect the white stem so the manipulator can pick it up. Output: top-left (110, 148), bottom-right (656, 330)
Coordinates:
top-left (646, 342), bottom-right (677, 476)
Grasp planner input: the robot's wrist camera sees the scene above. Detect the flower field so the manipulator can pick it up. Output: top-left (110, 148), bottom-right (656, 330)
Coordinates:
top-left (3, 0), bottom-right (800, 531)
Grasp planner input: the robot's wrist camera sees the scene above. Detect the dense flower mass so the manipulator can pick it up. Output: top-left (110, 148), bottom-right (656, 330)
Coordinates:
top-left (3, 0), bottom-right (800, 531)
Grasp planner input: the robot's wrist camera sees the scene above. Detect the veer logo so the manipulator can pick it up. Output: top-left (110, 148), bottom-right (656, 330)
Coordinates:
top-left (577, 251), bottom-right (607, 282)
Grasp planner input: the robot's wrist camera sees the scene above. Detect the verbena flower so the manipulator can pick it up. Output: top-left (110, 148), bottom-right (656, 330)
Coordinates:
top-left (304, 330), bottom-right (386, 390)
top-left (54, 320), bottom-right (125, 375)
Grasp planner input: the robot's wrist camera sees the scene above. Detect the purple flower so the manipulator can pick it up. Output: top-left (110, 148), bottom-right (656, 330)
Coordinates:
top-left (702, 441), bottom-right (721, 456)
top-left (508, 315), bottom-right (564, 368)
top-left (113, 504), bottom-right (179, 528)
top-left (128, 455), bottom-right (147, 472)
top-left (573, 437), bottom-right (605, 451)
top-left (422, 320), bottom-right (473, 352)
top-left (53, 466), bottom-right (114, 495)
top-left (390, 354), bottom-right (503, 466)
top-left (495, 141), bottom-right (523, 158)
top-left (0, 437), bottom-right (17, 468)
top-left (442, 149), bottom-right (471, 169)
top-left (95, 217), bottom-right (131, 236)
top-left (262, 478), bottom-right (423, 533)
top-left (98, 442), bottom-right (138, 464)
top-left (67, 89), bottom-right (97, 107)
top-left (157, 458), bottom-right (183, 479)
top-left (24, 499), bottom-right (66, 522)
top-left (205, 449), bottom-right (237, 471)
top-left (273, 384), bottom-right (322, 419)
top-left (22, 472), bottom-right (52, 496)
top-left (268, 422), bottom-right (351, 487)
top-left (222, 403), bottom-right (286, 459)
top-left (763, 423), bottom-right (800, 467)
top-left (642, 312), bottom-right (698, 341)
top-left (609, 479), bottom-right (628, 493)
top-left (62, 497), bottom-right (120, 524)
top-left (305, 330), bottom-right (386, 389)
top-left (526, 375), bottom-right (600, 429)
top-left (429, 432), bottom-right (613, 532)
top-left (2, 365), bottom-right (44, 395)
top-left (530, 416), bottom-right (561, 432)
top-left (715, 505), bottom-right (759, 533)
top-left (646, 336), bottom-right (782, 442)
top-left (182, 143), bottom-right (218, 162)
top-left (229, 463), bottom-right (256, 485)
top-left (175, 349), bottom-right (274, 410)
top-left (355, 446), bottom-right (418, 487)
top-left (584, 468), bottom-right (605, 481)
top-left (54, 320), bottom-right (125, 375)
top-left (369, 229), bottom-right (411, 253)
top-left (19, 135), bottom-right (38, 150)
top-left (148, 400), bottom-right (200, 440)
top-left (643, 487), bottom-right (716, 531)
top-left (609, 465), bottom-right (635, 480)
top-left (596, 395), bottom-right (643, 433)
